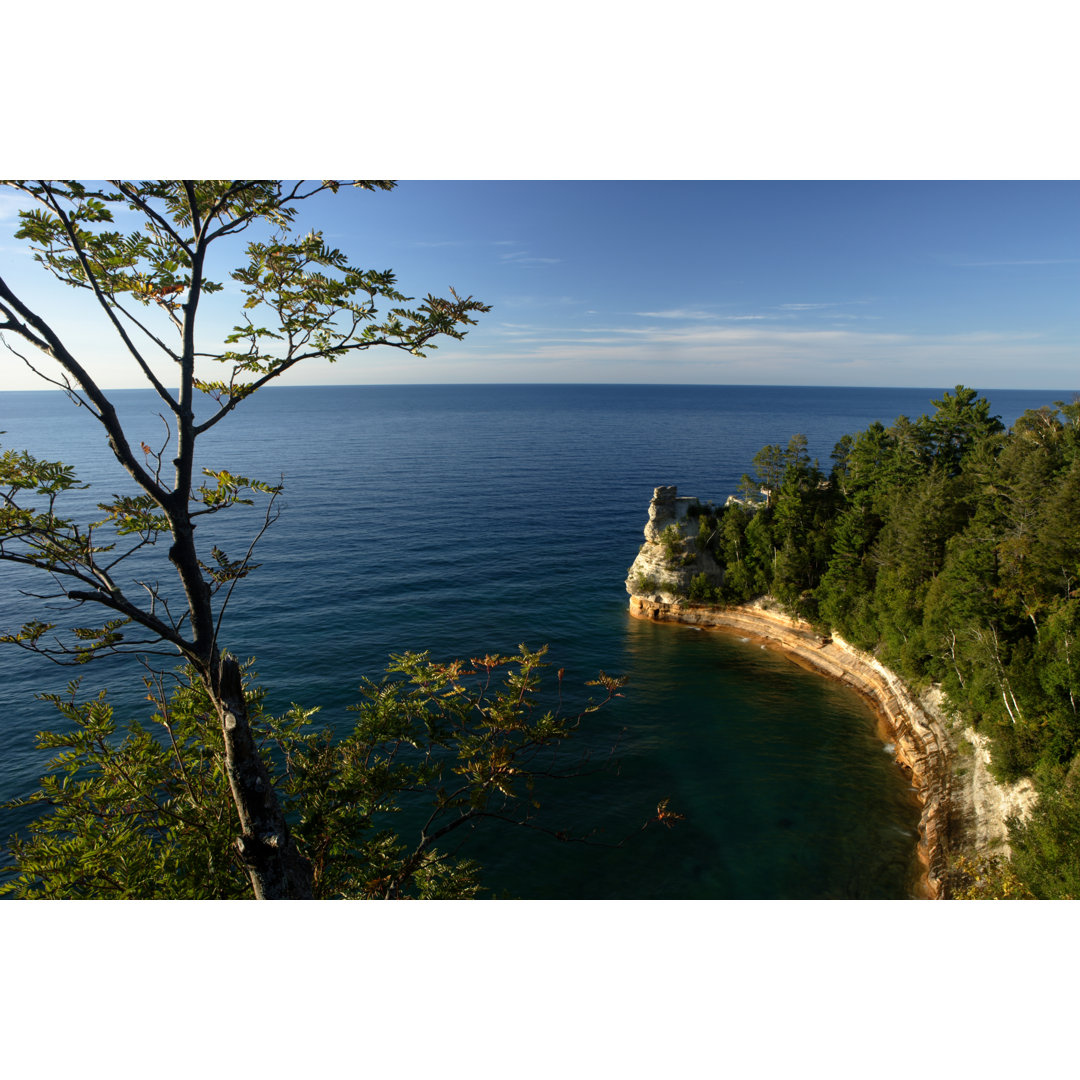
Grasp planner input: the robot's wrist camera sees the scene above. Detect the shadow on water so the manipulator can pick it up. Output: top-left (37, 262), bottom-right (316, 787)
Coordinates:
top-left (458, 614), bottom-right (923, 899)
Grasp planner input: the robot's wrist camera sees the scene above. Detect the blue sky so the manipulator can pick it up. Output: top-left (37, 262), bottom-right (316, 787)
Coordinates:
top-left (2, 181), bottom-right (1078, 391)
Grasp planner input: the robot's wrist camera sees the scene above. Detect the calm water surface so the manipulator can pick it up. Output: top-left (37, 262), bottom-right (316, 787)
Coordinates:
top-left (1, 384), bottom-right (1072, 897)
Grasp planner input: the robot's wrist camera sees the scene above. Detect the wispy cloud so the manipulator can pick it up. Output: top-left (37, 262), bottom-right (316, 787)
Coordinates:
top-left (634, 309), bottom-right (785, 322)
top-left (777, 300), bottom-right (872, 312)
top-left (477, 320), bottom-right (1058, 360)
top-left (494, 237), bottom-right (559, 267)
top-left (636, 302), bottom-right (872, 324)
top-left (635, 308), bottom-right (720, 320)
top-left (304, 319), bottom-right (1080, 389)
top-left (498, 249), bottom-right (560, 267)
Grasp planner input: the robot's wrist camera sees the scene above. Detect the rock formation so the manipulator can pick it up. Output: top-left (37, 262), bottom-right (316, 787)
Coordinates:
top-left (625, 485), bottom-right (1036, 899)
top-left (625, 485), bottom-right (725, 603)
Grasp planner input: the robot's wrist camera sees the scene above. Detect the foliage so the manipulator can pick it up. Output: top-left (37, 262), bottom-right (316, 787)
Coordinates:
top-left (706, 385), bottom-right (1080, 894)
top-left (3, 673), bottom-right (255, 899)
top-left (660, 523), bottom-right (686, 563)
top-left (1006, 767), bottom-right (1080, 899)
top-left (633, 572), bottom-right (659, 594)
top-left (2, 648), bottom-right (627, 899)
top-left (947, 854), bottom-right (1034, 899)
top-left (1, 181), bottom-right (644, 900)
top-left (0, 181), bottom-right (489, 676)
top-left (687, 572), bottom-right (721, 604)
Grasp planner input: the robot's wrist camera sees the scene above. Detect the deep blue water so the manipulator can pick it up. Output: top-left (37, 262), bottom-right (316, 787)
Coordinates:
top-left (1, 383), bottom-right (1073, 898)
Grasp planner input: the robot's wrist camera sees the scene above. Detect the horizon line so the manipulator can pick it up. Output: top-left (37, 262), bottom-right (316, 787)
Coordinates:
top-left (2, 381), bottom-right (1078, 395)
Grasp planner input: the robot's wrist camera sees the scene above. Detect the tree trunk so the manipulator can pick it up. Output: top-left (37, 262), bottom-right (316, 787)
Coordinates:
top-left (217, 654), bottom-right (313, 899)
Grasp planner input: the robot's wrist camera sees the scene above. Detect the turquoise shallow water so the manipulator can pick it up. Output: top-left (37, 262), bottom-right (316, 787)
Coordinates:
top-left (0, 383), bottom-right (1071, 897)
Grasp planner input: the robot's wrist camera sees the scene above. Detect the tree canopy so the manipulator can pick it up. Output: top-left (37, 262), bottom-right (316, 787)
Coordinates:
top-left (1, 181), bottom-right (633, 899)
top-left (687, 386), bottom-right (1080, 896)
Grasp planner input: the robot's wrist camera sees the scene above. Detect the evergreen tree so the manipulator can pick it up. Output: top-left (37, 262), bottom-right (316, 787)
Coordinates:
top-left (716, 385), bottom-right (1080, 892)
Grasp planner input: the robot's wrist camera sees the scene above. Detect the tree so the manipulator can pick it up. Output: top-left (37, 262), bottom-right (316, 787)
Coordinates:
top-left (1007, 772), bottom-right (1080, 899)
top-left (2, 649), bottom-right (628, 899)
top-left (730, 386), bottom-right (1080, 892)
top-left (0, 180), bottom-right (621, 899)
top-left (814, 499), bottom-right (879, 645)
top-left (926, 384), bottom-right (1005, 476)
top-left (947, 854), bottom-right (1033, 899)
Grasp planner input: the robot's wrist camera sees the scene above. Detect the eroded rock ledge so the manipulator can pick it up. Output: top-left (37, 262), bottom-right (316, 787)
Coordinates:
top-left (625, 485), bottom-right (1038, 898)
top-left (629, 593), bottom-right (952, 898)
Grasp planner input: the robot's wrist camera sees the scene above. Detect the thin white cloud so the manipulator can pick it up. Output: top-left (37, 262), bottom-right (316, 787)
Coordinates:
top-left (449, 326), bottom-right (1078, 386)
top-left (217, 320), bottom-right (1080, 391)
top-left (637, 302), bottom-right (876, 323)
top-left (778, 300), bottom-right (872, 312)
top-left (476, 321), bottom-right (1058, 361)
top-left (638, 304), bottom-right (875, 324)
top-left (635, 308), bottom-right (720, 320)
top-left (498, 249), bottom-right (561, 267)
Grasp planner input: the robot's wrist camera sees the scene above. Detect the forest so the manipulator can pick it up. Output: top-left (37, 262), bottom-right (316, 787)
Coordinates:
top-left (684, 386), bottom-right (1080, 898)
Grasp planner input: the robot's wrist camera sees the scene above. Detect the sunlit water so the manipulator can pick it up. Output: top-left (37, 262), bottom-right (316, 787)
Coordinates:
top-left (1, 384), bottom-right (1070, 897)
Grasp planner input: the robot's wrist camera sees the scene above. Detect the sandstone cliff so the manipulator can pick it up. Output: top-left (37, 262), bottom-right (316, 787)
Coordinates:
top-left (624, 485), bottom-right (725, 603)
top-left (625, 485), bottom-right (1037, 899)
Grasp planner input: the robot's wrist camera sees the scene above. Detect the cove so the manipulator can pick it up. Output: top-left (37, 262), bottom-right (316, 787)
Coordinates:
top-left (629, 595), bottom-right (947, 897)
top-left (450, 611), bottom-right (925, 899)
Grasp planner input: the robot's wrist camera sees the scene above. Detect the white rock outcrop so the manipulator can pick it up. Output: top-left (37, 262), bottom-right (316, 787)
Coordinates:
top-left (625, 485), bottom-right (1038, 899)
top-left (625, 485), bottom-right (725, 603)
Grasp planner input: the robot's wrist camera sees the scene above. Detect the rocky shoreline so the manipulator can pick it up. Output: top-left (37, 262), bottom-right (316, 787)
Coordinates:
top-left (629, 594), bottom-right (1039, 899)
top-left (630, 594), bottom-right (950, 896)
top-left (625, 485), bottom-right (1037, 900)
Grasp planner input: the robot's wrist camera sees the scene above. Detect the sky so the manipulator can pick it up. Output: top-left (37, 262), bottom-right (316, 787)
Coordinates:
top-left (3, 3), bottom-right (1077, 1062)
top-left (1, 180), bottom-right (1077, 392)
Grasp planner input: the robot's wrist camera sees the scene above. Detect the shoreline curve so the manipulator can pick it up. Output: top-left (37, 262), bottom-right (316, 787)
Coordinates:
top-left (629, 594), bottom-right (952, 899)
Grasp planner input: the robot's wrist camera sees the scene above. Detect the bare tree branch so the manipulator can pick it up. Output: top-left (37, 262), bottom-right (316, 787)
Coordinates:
top-left (0, 330), bottom-right (95, 411)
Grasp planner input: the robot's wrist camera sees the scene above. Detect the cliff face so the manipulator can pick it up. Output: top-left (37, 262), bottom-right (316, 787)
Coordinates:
top-left (625, 486), bottom-right (1036, 900)
top-left (934, 698), bottom-right (1037, 859)
top-left (624, 486), bottom-right (725, 603)
top-left (628, 593), bottom-right (951, 897)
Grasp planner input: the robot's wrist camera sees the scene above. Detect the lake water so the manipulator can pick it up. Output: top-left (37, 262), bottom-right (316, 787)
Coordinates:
top-left (1, 383), bottom-right (1072, 898)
